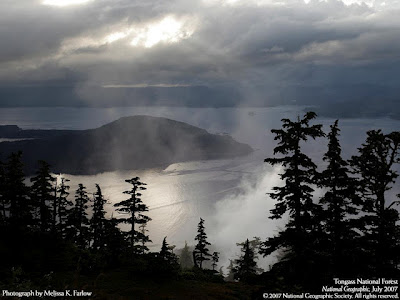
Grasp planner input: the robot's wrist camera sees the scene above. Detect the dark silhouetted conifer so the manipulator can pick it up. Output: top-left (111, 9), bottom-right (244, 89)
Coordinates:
top-left (157, 236), bottom-right (180, 277)
top-left (91, 184), bottom-right (108, 250)
top-left (70, 183), bottom-right (90, 248)
top-left (236, 237), bottom-right (262, 260)
top-left (114, 177), bottom-right (151, 253)
top-left (4, 152), bottom-right (30, 229)
top-left (349, 130), bottom-right (400, 274)
top-left (30, 160), bottom-right (56, 232)
top-left (234, 239), bottom-right (257, 283)
top-left (261, 112), bottom-right (324, 287)
top-left (194, 217), bottom-right (211, 269)
top-left (318, 120), bottom-right (360, 275)
top-left (262, 112), bottom-right (324, 252)
top-left (236, 237), bottom-right (264, 274)
top-left (57, 177), bottom-right (72, 237)
top-left (160, 236), bottom-right (174, 262)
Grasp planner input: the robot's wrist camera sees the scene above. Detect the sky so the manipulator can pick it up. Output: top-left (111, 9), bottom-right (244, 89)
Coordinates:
top-left (1, 0), bottom-right (400, 107)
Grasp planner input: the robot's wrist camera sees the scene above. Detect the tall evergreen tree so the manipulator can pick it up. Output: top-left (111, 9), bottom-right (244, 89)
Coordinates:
top-left (57, 177), bottom-right (72, 237)
top-left (158, 236), bottom-right (180, 277)
top-left (236, 237), bottom-right (262, 261)
top-left (194, 217), bottom-right (211, 269)
top-left (91, 184), bottom-right (108, 250)
top-left (318, 120), bottom-right (360, 274)
top-left (236, 237), bottom-right (264, 274)
top-left (114, 177), bottom-right (151, 253)
top-left (70, 183), bottom-right (90, 248)
top-left (4, 152), bottom-right (31, 229)
top-left (234, 239), bottom-right (257, 283)
top-left (160, 236), bottom-right (175, 262)
top-left (261, 112), bottom-right (324, 256)
top-left (349, 130), bottom-right (400, 274)
top-left (30, 160), bottom-right (56, 232)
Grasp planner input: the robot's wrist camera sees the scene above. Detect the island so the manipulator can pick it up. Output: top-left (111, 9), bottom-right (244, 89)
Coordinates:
top-left (0, 115), bottom-right (253, 175)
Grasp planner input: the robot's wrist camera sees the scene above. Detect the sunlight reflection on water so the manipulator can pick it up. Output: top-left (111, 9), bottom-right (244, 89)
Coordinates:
top-left (62, 154), bottom-right (259, 250)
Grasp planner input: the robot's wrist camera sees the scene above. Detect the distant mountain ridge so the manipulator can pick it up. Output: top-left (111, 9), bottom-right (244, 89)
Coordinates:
top-left (0, 115), bottom-right (253, 175)
top-left (0, 125), bottom-right (74, 138)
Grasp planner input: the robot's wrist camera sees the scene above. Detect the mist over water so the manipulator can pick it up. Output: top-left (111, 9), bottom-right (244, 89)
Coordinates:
top-left (3, 106), bottom-right (399, 271)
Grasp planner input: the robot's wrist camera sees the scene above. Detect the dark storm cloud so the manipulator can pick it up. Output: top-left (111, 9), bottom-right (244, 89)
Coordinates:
top-left (0, 0), bottom-right (157, 63)
top-left (0, 0), bottom-right (399, 107)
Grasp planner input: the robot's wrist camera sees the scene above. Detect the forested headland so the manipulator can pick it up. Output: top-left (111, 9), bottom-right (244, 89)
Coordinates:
top-left (0, 112), bottom-right (399, 299)
top-left (0, 116), bottom-right (253, 175)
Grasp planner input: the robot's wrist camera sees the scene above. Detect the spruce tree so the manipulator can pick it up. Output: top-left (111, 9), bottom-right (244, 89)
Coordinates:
top-left (194, 217), bottom-right (211, 269)
top-left (234, 239), bottom-right (257, 283)
top-left (57, 177), bottom-right (72, 237)
top-left (261, 112), bottom-right (324, 256)
top-left (236, 237), bottom-right (262, 260)
top-left (236, 237), bottom-right (264, 274)
top-left (158, 236), bottom-right (179, 277)
top-left (30, 160), bottom-right (56, 232)
top-left (349, 130), bottom-right (400, 273)
top-left (4, 152), bottom-right (30, 229)
top-left (160, 236), bottom-right (174, 261)
top-left (318, 120), bottom-right (360, 275)
top-left (91, 184), bottom-right (108, 250)
top-left (70, 183), bottom-right (90, 248)
top-left (114, 177), bottom-right (151, 253)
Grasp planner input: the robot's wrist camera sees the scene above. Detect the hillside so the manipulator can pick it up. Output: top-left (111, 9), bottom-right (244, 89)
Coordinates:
top-left (0, 115), bottom-right (252, 175)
